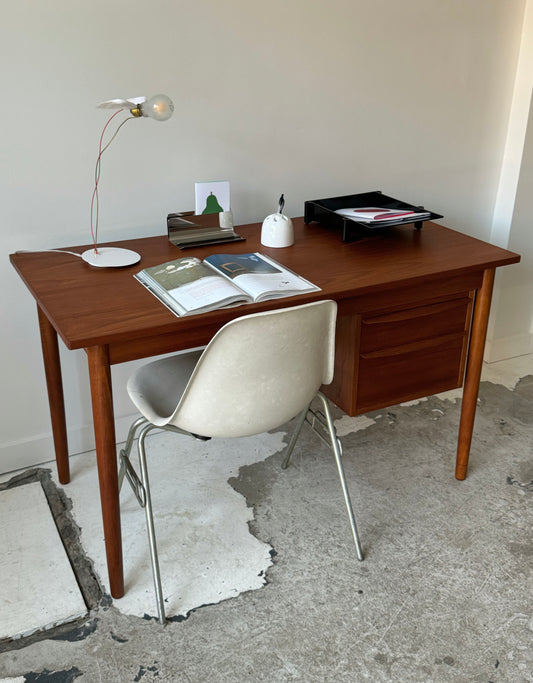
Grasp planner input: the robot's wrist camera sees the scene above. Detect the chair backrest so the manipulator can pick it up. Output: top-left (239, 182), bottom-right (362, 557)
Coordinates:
top-left (170, 300), bottom-right (337, 438)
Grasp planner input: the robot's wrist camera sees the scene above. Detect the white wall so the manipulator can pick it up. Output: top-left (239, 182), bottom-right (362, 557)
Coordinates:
top-left (486, 0), bottom-right (533, 361)
top-left (1, 0), bottom-right (528, 473)
top-left (487, 96), bottom-right (533, 360)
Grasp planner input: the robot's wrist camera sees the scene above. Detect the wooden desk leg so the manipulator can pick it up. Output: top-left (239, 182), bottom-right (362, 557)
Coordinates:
top-left (456, 268), bottom-right (495, 480)
top-left (37, 306), bottom-right (70, 485)
top-left (87, 345), bottom-right (124, 599)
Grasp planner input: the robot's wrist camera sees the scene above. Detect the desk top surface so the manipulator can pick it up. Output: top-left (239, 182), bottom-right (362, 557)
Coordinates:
top-left (10, 218), bottom-right (520, 351)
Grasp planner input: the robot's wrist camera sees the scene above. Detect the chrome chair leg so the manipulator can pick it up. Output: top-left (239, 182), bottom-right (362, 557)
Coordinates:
top-left (118, 416), bottom-right (147, 494)
top-left (281, 404), bottom-right (311, 470)
top-left (118, 417), bottom-right (167, 624)
top-left (137, 422), bottom-right (166, 625)
top-left (317, 392), bottom-right (364, 561)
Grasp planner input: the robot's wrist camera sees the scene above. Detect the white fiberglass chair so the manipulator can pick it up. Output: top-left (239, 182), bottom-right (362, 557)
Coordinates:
top-left (119, 300), bottom-right (363, 624)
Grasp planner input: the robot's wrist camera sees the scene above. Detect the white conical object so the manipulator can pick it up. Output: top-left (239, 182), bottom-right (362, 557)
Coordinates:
top-left (261, 213), bottom-right (294, 248)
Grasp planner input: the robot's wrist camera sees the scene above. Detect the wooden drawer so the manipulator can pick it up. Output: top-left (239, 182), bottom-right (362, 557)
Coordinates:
top-left (356, 333), bottom-right (467, 413)
top-left (323, 291), bottom-right (474, 415)
top-left (354, 294), bottom-right (473, 413)
top-left (359, 296), bottom-right (472, 353)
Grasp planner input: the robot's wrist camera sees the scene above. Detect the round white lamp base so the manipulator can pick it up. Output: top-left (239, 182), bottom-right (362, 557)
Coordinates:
top-left (81, 247), bottom-right (141, 268)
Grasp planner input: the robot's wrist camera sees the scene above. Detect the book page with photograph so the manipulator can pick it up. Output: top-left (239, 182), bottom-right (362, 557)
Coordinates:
top-left (135, 257), bottom-right (249, 316)
top-left (204, 253), bottom-right (320, 302)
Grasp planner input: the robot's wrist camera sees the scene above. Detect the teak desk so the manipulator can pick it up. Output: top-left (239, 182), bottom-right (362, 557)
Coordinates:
top-left (10, 218), bottom-right (520, 599)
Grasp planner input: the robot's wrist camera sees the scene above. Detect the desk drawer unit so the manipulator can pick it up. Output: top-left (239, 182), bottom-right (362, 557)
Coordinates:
top-left (325, 292), bottom-right (474, 416)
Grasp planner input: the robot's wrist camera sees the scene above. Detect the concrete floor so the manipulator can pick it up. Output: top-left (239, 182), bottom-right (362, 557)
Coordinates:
top-left (0, 356), bottom-right (532, 682)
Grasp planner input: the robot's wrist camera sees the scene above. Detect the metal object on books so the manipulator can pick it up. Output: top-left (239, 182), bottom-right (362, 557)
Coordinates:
top-left (167, 211), bottom-right (245, 249)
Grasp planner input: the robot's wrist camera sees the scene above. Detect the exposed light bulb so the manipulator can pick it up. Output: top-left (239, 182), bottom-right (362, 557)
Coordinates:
top-left (141, 94), bottom-right (174, 121)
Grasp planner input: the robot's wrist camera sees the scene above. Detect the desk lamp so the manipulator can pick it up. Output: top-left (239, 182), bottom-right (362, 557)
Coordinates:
top-left (82, 94), bottom-right (174, 268)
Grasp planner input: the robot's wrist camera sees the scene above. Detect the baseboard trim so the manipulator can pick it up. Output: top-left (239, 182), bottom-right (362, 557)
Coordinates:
top-left (0, 414), bottom-right (138, 477)
top-left (484, 332), bottom-right (533, 363)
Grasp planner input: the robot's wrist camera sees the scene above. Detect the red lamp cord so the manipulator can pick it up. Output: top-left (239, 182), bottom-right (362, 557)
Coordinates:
top-left (90, 109), bottom-right (134, 254)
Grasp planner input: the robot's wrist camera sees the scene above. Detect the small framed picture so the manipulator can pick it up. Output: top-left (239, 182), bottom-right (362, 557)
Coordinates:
top-left (195, 180), bottom-right (230, 215)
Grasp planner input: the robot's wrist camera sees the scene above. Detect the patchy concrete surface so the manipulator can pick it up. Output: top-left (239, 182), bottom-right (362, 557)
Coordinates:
top-left (52, 431), bottom-right (283, 621)
top-left (0, 376), bottom-right (532, 682)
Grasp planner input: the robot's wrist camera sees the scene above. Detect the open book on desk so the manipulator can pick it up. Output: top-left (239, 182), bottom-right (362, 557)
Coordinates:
top-left (135, 252), bottom-right (321, 317)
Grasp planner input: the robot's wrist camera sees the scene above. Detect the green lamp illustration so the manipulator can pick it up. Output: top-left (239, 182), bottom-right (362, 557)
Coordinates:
top-left (202, 192), bottom-right (224, 214)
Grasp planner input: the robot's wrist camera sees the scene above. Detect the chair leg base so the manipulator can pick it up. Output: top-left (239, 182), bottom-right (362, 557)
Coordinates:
top-left (121, 390), bottom-right (363, 626)
top-left (316, 392), bottom-right (364, 561)
top-left (137, 423), bottom-right (167, 625)
top-left (281, 394), bottom-right (364, 562)
top-left (281, 405), bottom-right (310, 470)
top-left (118, 417), bottom-right (167, 625)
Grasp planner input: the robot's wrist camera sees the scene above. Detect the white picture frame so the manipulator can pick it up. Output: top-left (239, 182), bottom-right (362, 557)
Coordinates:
top-left (195, 180), bottom-right (230, 215)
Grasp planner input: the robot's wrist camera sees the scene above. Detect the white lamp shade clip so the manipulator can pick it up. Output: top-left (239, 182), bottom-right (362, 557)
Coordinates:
top-left (96, 94), bottom-right (174, 121)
